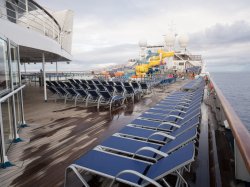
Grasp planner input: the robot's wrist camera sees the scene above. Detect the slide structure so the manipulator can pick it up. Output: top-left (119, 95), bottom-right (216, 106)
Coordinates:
top-left (135, 50), bottom-right (174, 77)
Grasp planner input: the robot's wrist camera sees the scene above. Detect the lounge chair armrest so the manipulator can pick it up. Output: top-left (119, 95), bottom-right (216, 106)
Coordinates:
top-left (167, 114), bottom-right (184, 120)
top-left (147, 132), bottom-right (175, 141)
top-left (171, 109), bottom-right (186, 114)
top-left (158, 122), bottom-right (180, 128)
top-left (112, 170), bottom-right (162, 187)
top-left (176, 105), bottom-right (188, 109)
top-left (133, 147), bottom-right (168, 158)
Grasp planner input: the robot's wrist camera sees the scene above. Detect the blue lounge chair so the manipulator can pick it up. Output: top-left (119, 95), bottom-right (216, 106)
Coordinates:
top-left (65, 82), bottom-right (74, 88)
top-left (88, 84), bottom-right (97, 90)
top-left (105, 85), bottom-right (115, 95)
top-left (108, 81), bottom-right (115, 86)
top-left (98, 91), bottom-right (125, 110)
top-left (75, 89), bottom-right (89, 106)
top-left (51, 80), bottom-right (60, 87)
top-left (155, 97), bottom-right (202, 111)
top-left (80, 80), bottom-right (88, 84)
top-left (55, 87), bottom-right (68, 102)
top-left (100, 80), bottom-right (108, 85)
top-left (140, 82), bottom-right (150, 94)
top-left (93, 80), bottom-right (101, 85)
top-left (46, 81), bottom-right (53, 87)
top-left (65, 88), bottom-right (79, 104)
top-left (87, 80), bottom-right (94, 85)
top-left (97, 127), bottom-right (198, 160)
top-left (80, 83), bottom-right (89, 90)
top-left (115, 81), bottom-right (123, 86)
top-left (123, 82), bottom-right (131, 87)
top-left (47, 86), bottom-right (57, 95)
top-left (138, 107), bottom-right (201, 123)
top-left (129, 115), bottom-right (200, 132)
top-left (68, 79), bottom-right (75, 84)
top-left (86, 90), bottom-right (100, 107)
top-left (116, 118), bottom-right (199, 143)
top-left (115, 85), bottom-right (125, 96)
top-left (71, 82), bottom-right (81, 89)
top-left (74, 79), bottom-right (81, 84)
top-left (65, 142), bottom-right (195, 187)
top-left (96, 84), bottom-right (106, 91)
top-left (146, 101), bottom-right (201, 116)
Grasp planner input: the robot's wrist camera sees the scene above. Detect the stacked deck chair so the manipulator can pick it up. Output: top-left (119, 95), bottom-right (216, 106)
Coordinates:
top-left (65, 79), bottom-right (204, 187)
top-left (46, 79), bottom-right (126, 111)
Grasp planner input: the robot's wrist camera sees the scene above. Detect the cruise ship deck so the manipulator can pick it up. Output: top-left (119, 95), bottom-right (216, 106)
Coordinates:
top-left (0, 80), bottom-right (192, 187)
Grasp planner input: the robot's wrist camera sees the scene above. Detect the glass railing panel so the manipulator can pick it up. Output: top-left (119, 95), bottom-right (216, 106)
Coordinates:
top-left (1, 98), bottom-right (14, 150)
top-left (0, 38), bottom-right (11, 95)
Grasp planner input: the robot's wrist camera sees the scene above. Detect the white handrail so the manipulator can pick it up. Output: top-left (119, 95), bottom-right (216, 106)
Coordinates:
top-left (0, 85), bottom-right (26, 103)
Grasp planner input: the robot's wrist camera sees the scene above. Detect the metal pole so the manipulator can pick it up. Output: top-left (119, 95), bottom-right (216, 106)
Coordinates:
top-left (7, 40), bottom-right (20, 142)
top-left (25, 0), bottom-right (28, 13)
top-left (24, 63), bottom-right (26, 74)
top-left (42, 53), bottom-right (47, 102)
top-left (56, 61), bottom-right (58, 81)
top-left (17, 46), bottom-right (27, 127)
top-left (0, 104), bottom-right (10, 167)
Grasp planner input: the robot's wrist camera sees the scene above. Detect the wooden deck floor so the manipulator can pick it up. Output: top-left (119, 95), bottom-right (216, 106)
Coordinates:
top-left (0, 80), bottom-right (189, 187)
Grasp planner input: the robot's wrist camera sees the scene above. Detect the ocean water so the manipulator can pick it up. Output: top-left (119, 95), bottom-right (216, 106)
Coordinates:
top-left (210, 72), bottom-right (250, 131)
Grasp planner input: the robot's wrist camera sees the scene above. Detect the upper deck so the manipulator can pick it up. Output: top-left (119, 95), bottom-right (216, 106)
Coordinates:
top-left (0, 0), bottom-right (73, 62)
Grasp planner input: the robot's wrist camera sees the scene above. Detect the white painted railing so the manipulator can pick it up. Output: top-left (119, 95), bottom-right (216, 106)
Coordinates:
top-left (0, 0), bottom-right (61, 44)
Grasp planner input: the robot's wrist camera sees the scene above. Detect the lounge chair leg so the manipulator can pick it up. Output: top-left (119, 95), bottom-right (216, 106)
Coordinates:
top-left (109, 101), bottom-right (112, 111)
top-left (74, 99), bottom-right (76, 107)
top-left (74, 96), bottom-right (78, 107)
top-left (122, 98), bottom-right (125, 105)
top-left (97, 97), bottom-right (102, 111)
top-left (176, 169), bottom-right (188, 187)
top-left (86, 96), bottom-right (90, 107)
top-left (162, 178), bottom-right (171, 187)
top-left (65, 165), bottom-right (89, 187)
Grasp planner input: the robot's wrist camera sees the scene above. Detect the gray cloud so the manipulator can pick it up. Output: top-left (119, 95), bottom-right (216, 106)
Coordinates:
top-left (187, 21), bottom-right (250, 72)
top-left (190, 21), bottom-right (250, 49)
top-left (31, 1), bottom-right (250, 72)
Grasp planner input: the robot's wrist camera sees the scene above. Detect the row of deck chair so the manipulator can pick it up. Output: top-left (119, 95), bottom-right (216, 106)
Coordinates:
top-left (46, 79), bottom-right (151, 109)
top-left (68, 78), bottom-right (151, 95)
top-left (64, 78), bottom-right (205, 187)
top-left (46, 81), bottom-right (125, 110)
top-left (47, 79), bottom-right (151, 101)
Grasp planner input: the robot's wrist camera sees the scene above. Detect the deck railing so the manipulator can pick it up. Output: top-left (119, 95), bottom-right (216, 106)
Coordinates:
top-left (208, 78), bottom-right (250, 181)
top-left (0, 0), bottom-right (61, 44)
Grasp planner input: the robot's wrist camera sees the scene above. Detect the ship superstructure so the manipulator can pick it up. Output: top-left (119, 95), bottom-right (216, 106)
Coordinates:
top-left (0, 0), bottom-right (73, 167)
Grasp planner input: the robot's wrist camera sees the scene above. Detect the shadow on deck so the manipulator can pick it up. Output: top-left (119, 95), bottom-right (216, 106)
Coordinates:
top-left (0, 80), bottom-right (188, 187)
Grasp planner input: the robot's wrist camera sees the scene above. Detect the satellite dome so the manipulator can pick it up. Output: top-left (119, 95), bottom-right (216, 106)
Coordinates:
top-left (165, 32), bottom-right (175, 47)
top-left (138, 39), bottom-right (147, 48)
top-left (178, 34), bottom-right (189, 48)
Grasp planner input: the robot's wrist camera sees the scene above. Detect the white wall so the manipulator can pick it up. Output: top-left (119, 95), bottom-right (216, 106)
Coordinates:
top-left (52, 10), bottom-right (74, 54)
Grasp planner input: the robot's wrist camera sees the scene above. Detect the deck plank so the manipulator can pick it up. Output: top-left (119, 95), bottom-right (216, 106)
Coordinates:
top-left (0, 80), bottom-right (187, 187)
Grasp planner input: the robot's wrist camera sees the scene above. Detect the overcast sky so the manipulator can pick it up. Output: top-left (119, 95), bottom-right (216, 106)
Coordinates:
top-left (26, 0), bottom-right (250, 72)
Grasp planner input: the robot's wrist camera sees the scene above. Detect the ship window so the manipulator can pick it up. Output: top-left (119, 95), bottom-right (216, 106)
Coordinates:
top-left (6, 1), bottom-right (16, 23)
top-left (0, 38), bottom-right (10, 95)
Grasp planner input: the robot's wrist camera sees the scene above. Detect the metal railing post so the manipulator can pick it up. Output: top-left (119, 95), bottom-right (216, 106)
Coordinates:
top-left (7, 39), bottom-right (21, 143)
top-left (42, 53), bottom-right (47, 102)
top-left (25, 0), bottom-right (29, 13)
top-left (0, 104), bottom-right (11, 167)
top-left (17, 46), bottom-right (27, 127)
